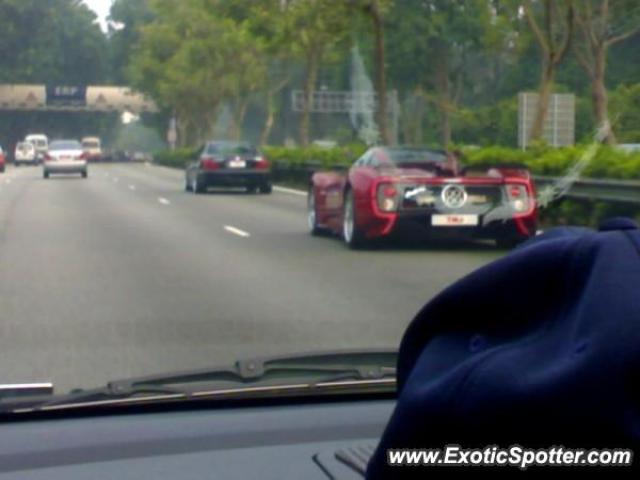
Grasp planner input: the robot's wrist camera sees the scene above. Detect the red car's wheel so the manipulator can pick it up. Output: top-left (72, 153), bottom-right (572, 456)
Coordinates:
top-left (343, 190), bottom-right (366, 249)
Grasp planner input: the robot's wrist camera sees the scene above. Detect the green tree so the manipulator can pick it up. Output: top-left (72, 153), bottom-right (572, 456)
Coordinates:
top-left (0, 0), bottom-right (108, 84)
top-left (284, 0), bottom-right (352, 146)
top-left (0, 0), bottom-right (115, 147)
top-left (108, 0), bottom-right (155, 83)
top-left (349, 0), bottom-right (394, 144)
top-left (130, 0), bottom-right (267, 146)
top-left (386, 0), bottom-right (497, 146)
top-left (574, 0), bottom-right (640, 144)
top-left (522, 0), bottom-right (575, 141)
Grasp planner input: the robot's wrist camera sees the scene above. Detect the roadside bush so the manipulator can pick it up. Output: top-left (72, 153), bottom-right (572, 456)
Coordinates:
top-left (153, 143), bottom-right (640, 181)
top-left (462, 144), bottom-right (640, 180)
top-left (152, 143), bottom-right (640, 226)
top-left (609, 83), bottom-right (640, 143)
top-left (262, 144), bottom-right (367, 168)
top-left (153, 147), bottom-right (199, 169)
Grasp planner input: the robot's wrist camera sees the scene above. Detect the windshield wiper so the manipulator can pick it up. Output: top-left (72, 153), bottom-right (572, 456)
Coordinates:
top-left (6, 349), bottom-right (397, 413)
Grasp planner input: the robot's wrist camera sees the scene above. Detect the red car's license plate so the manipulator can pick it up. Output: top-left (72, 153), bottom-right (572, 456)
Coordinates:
top-left (431, 214), bottom-right (479, 226)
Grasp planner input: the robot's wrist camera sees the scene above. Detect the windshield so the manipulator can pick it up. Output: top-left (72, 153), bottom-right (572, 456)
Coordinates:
top-left (0, 0), bottom-right (638, 412)
top-left (207, 142), bottom-right (257, 156)
top-left (49, 141), bottom-right (82, 151)
top-left (27, 139), bottom-right (47, 147)
top-left (384, 148), bottom-right (448, 166)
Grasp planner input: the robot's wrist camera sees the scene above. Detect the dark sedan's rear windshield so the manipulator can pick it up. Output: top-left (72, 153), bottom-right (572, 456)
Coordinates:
top-left (386, 149), bottom-right (448, 165)
top-left (207, 142), bottom-right (257, 155)
top-left (50, 141), bottom-right (82, 151)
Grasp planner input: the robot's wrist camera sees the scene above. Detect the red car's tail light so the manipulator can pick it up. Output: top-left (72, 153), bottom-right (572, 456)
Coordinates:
top-left (507, 184), bottom-right (530, 212)
top-left (201, 156), bottom-right (219, 170)
top-left (377, 183), bottom-right (401, 212)
top-left (382, 185), bottom-right (398, 197)
top-left (44, 153), bottom-right (52, 161)
top-left (509, 185), bottom-right (524, 198)
top-left (254, 156), bottom-right (270, 170)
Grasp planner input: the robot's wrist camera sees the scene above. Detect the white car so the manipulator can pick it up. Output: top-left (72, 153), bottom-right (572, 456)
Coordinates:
top-left (14, 142), bottom-right (38, 166)
top-left (43, 140), bottom-right (88, 178)
top-left (25, 134), bottom-right (49, 162)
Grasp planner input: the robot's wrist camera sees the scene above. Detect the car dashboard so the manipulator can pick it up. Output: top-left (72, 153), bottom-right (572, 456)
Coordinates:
top-left (0, 398), bottom-right (394, 479)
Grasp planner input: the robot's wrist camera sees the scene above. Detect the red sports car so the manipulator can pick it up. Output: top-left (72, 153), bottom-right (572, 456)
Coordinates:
top-left (308, 147), bottom-right (538, 248)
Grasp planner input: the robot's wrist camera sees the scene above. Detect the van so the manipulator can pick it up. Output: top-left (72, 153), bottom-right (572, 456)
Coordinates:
top-left (81, 137), bottom-right (102, 161)
top-left (14, 142), bottom-right (38, 166)
top-left (25, 134), bottom-right (49, 162)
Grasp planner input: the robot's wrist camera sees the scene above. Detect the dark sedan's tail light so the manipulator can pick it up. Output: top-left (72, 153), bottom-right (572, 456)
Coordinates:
top-left (201, 156), bottom-right (219, 170)
top-left (254, 156), bottom-right (270, 169)
top-left (507, 184), bottom-right (530, 212)
top-left (377, 183), bottom-right (401, 212)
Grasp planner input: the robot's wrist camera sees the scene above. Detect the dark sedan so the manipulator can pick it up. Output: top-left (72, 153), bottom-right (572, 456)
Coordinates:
top-left (185, 141), bottom-right (272, 194)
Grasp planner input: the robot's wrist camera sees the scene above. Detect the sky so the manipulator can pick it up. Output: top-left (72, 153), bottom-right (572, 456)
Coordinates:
top-left (83, 0), bottom-right (113, 32)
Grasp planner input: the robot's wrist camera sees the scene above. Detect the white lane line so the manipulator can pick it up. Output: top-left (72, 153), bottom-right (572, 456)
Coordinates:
top-left (5, 179), bottom-right (11, 184)
top-left (113, 177), bottom-right (119, 183)
top-left (128, 184), bottom-right (136, 191)
top-left (224, 225), bottom-right (250, 238)
top-left (158, 197), bottom-right (171, 205)
top-left (274, 185), bottom-right (306, 196)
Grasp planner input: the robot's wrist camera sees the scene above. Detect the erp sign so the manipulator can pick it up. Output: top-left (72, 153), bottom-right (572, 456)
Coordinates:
top-left (46, 85), bottom-right (87, 107)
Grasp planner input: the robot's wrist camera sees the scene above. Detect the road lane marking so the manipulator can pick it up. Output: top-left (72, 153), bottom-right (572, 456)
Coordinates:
top-left (158, 197), bottom-right (171, 205)
top-left (274, 185), bottom-right (306, 196)
top-left (113, 177), bottom-right (119, 183)
top-left (5, 179), bottom-right (11, 184)
top-left (224, 225), bottom-right (250, 238)
top-left (129, 184), bottom-right (136, 191)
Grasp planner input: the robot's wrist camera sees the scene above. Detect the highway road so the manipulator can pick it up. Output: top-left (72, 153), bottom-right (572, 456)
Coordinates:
top-left (0, 163), bottom-right (503, 393)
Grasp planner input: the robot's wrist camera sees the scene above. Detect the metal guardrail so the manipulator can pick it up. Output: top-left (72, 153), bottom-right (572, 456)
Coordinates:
top-left (533, 176), bottom-right (640, 204)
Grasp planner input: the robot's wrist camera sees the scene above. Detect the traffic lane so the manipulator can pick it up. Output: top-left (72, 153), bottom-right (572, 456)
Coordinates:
top-left (95, 162), bottom-right (503, 350)
top-left (106, 162), bottom-right (501, 250)
top-left (108, 161), bottom-right (309, 212)
top-left (89, 162), bottom-right (504, 337)
top-left (0, 164), bottom-right (502, 392)
top-left (0, 166), bottom-right (298, 391)
top-left (100, 162), bottom-right (501, 329)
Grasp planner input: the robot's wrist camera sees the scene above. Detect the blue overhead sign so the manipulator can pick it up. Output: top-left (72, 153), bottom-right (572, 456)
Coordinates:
top-left (46, 85), bottom-right (87, 107)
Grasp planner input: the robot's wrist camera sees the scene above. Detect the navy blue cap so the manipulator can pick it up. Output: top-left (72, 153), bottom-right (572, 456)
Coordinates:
top-left (367, 218), bottom-right (640, 477)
